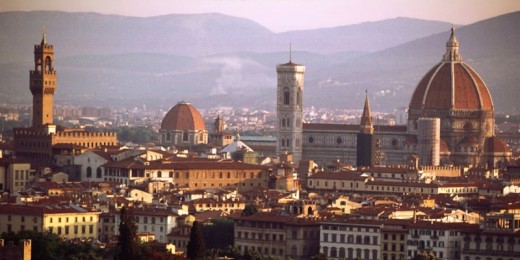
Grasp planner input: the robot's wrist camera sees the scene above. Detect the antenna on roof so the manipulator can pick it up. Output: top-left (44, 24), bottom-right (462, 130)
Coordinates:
top-left (289, 42), bottom-right (292, 62)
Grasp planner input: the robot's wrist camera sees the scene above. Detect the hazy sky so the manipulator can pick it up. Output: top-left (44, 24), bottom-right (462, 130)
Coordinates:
top-left (2, 0), bottom-right (520, 32)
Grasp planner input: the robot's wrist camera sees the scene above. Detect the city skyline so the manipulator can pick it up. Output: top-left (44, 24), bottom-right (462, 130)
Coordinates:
top-left (1, 0), bottom-right (519, 32)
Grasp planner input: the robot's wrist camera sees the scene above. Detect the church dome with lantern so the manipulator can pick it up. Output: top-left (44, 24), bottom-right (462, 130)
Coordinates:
top-left (159, 102), bottom-right (207, 147)
top-left (407, 28), bottom-right (495, 166)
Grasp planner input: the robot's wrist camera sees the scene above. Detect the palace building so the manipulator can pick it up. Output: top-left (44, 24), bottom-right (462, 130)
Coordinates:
top-left (13, 31), bottom-right (117, 163)
top-left (277, 28), bottom-right (511, 168)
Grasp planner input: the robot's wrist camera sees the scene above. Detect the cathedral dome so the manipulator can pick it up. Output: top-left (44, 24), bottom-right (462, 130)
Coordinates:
top-left (161, 102), bottom-right (206, 131)
top-left (409, 28), bottom-right (493, 111)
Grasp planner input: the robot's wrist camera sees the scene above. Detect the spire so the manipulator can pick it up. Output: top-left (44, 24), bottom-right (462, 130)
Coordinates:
top-left (442, 27), bottom-right (462, 62)
top-left (360, 90), bottom-right (374, 134)
top-left (41, 26), bottom-right (47, 45)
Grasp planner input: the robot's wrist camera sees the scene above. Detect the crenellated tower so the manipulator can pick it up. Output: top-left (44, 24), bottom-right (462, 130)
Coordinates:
top-left (30, 28), bottom-right (56, 127)
top-left (276, 51), bottom-right (305, 163)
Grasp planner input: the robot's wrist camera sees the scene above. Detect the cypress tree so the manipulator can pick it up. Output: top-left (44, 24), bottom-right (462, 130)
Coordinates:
top-left (187, 221), bottom-right (206, 259)
top-left (117, 206), bottom-right (140, 260)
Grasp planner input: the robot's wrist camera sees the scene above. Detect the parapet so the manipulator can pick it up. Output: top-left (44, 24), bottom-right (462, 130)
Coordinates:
top-left (34, 44), bottom-right (54, 52)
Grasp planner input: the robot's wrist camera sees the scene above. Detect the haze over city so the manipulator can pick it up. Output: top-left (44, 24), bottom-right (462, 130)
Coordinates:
top-left (2, 0), bottom-right (520, 32)
top-left (0, 2), bottom-right (520, 259)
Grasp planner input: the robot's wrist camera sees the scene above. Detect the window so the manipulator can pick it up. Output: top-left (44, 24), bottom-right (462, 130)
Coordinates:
top-left (283, 89), bottom-right (290, 105)
top-left (86, 167), bottom-right (92, 178)
top-left (96, 168), bottom-right (102, 178)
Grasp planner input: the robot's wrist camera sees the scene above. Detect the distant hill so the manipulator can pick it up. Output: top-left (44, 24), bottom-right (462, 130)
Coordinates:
top-left (305, 11), bottom-right (520, 112)
top-left (0, 11), bottom-right (518, 113)
top-left (278, 17), bottom-right (452, 53)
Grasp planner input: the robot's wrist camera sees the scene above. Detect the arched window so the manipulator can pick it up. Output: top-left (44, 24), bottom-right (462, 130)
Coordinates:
top-left (339, 248), bottom-right (346, 258)
top-left (45, 56), bottom-right (52, 72)
top-left (96, 168), bottom-right (102, 178)
top-left (284, 88), bottom-right (290, 105)
top-left (291, 245), bottom-right (297, 256)
top-left (36, 58), bottom-right (42, 72)
top-left (183, 131), bottom-right (189, 142)
top-left (86, 167), bottom-right (92, 178)
top-left (330, 247), bottom-right (337, 257)
top-left (322, 246), bottom-right (329, 256)
top-left (348, 248), bottom-right (354, 259)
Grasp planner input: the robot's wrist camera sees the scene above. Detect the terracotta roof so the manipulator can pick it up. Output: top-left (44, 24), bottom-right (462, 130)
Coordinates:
top-left (409, 31), bottom-right (493, 111)
top-left (0, 204), bottom-right (96, 215)
top-left (440, 139), bottom-right (450, 153)
top-left (160, 102), bottom-right (206, 131)
top-left (103, 158), bottom-right (268, 171)
top-left (309, 171), bottom-right (366, 181)
top-left (484, 136), bottom-right (511, 153)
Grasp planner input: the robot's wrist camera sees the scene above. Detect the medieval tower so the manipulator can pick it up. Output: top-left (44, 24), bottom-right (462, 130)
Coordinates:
top-left (276, 55), bottom-right (305, 163)
top-left (30, 29), bottom-right (56, 127)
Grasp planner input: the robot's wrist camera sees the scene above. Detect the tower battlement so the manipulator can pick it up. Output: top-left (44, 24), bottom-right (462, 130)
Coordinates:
top-left (30, 70), bottom-right (57, 76)
top-left (34, 44), bottom-right (54, 51)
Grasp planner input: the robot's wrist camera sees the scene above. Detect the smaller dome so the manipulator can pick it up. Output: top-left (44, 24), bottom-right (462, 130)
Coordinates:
top-left (161, 102), bottom-right (206, 131)
top-left (484, 136), bottom-right (511, 153)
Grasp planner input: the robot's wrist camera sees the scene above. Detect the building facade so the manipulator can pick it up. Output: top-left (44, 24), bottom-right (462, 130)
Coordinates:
top-left (279, 29), bottom-right (510, 168)
top-left (0, 204), bottom-right (100, 240)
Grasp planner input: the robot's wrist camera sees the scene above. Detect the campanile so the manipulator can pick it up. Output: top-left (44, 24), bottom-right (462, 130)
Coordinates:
top-left (29, 28), bottom-right (56, 127)
top-left (276, 54), bottom-right (305, 163)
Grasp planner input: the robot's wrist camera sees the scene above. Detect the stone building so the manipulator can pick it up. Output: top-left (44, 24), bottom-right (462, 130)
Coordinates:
top-left (13, 32), bottom-right (117, 163)
top-left (278, 28), bottom-right (511, 168)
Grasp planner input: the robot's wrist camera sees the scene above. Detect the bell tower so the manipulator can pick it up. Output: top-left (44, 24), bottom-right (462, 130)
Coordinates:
top-left (276, 48), bottom-right (305, 163)
top-left (356, 91), bottom-right (375, 167)
top-left (30, 28), bottom-right (56, 127)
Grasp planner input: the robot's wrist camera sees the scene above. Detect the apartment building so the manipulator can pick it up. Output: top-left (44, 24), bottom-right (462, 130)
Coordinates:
top-left (0, 204), bottom-right (100, 240)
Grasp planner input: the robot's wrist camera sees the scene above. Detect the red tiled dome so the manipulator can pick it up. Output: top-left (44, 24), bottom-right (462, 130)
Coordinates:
top-left (484, 136), bottom-right (510, 153)
top-left (409, 28), bottom-right (493, 111)
top-left (161, 102), bottom-right (206, 131)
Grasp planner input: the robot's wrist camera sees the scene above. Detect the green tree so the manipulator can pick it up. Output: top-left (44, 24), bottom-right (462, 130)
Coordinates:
top-left (186, 221), bottom-right (206, 260)
top-left (116, 206), bottom-right (141, 260)
top-left (201, 218), bottom-right (234, 250)
top-left (242, 204), bottom-right (258, 216)
top-left (413, 251), bottom-right (437, 260)
top-left (1, 230), bottom-right (102, 260)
